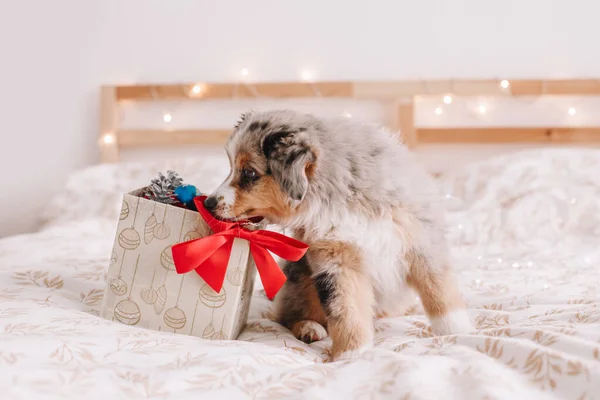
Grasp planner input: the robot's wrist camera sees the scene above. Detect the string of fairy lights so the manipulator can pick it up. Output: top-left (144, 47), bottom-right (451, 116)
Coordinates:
top-left (101, 68), bottom-right (585, 146)
top-left (163, 72), bottom-right (583, 125)
top-left (431, 78), bottom-right (579, 118)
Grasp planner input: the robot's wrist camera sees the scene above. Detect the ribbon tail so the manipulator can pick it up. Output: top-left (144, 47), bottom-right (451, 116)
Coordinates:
top-left (194, 239), bottom-right (233, 293)
top-left (246, 230), bottom-right (308, 262)
top-left (171, 234), bottom-right (233, 293)
top-left (249, 243), bottom-right (287, 300)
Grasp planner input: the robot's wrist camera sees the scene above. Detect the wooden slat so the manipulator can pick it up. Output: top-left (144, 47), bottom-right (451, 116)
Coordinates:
top-left (397, 102), bottom-right (416, 147)
top-left (353, 81), bottom-right (430, 99)
top-left (99, 86), bottom-right (119, 163)
top-left (509, 79), bottom-right (600, 95)
top-left (353, 80), bottom-right (504, 98)
top-left (116, 82), bottom-right (353, 101)
top-left (509, 80), bottom-right (544, 95)
top-left (118, 129), bottom-right (232, 146)
top-left (546, 80), bottom-right (600, 95)
top-left (115, 79), bottom-right (600, 101)
top-left (416, 127), bottom-right (600, 144)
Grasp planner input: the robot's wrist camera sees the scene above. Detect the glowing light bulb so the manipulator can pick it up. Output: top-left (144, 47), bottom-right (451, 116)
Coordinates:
top-left (434, 107), bottom-right (443, 115)
top-left (191, 84), bottom-right (205, 95)
top-left (102, 133), bottom-right (115, 145)
top-left (163, 113), bottom-right (172, 123)
top-left (301, 69), bottom-right (315, 82)
top-left (568, 107), bottom-right (577, 116)
top-left (240, 68), bottom-right (249, 77)
top-left (500, 80), bottom-right (510, 89)
top-left (477, 104), bottom-right (487, 114)
top-left (443, 95), bottom-right (453, 104)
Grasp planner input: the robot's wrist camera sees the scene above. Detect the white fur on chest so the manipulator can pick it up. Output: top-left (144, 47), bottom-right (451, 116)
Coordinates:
top-left (310, 210), bottom-right (413, 311)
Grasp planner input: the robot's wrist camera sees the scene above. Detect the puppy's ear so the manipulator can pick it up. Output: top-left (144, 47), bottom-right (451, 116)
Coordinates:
top-left (262, 130), bottom-right (315, 202)
top-left (233, 111), bottom-right (252, 129)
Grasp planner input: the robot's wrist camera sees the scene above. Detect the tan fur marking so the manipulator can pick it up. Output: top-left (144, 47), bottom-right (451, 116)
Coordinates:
top-left (232, 175), bottom-right (293, 220)
top-left (308, 240), bottom-right (363, 273)
top-left (407, 250), bottom-right (465, 318)
top-left (272, 269), bottom-right (326, 337)
top-left (235, 151), bottom-right (252, 169)
top-left (391, 206), bottom-right (421, 248)
top-left (305, 162), bottom-right (316, 179)
top-left (299, 275), bottom-right (327, 327)
top-left (308, 240), bottom-right (374, 360)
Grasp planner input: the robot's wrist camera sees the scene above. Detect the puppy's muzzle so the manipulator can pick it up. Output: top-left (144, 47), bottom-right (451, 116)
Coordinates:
top-left (203, 196), bottom-right (219, 212)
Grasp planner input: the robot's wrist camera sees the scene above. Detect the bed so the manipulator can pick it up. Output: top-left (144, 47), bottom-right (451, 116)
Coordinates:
top-left (1, 147), bottom-right (599, 399)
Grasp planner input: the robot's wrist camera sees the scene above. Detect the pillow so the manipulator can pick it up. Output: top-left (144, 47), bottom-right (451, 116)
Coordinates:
top-left (40, 155), bottom-right (231, 226)
top-left (439, 148), bottom-right (600, 250)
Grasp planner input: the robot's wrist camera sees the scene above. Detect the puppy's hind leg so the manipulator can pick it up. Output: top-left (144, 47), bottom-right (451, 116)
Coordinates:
top-left (273, 257), bottom-right (328, 344)
top-left (407, 250), bottom-right (472, 336)
top-left (309, 240), bottom-right (374, 361)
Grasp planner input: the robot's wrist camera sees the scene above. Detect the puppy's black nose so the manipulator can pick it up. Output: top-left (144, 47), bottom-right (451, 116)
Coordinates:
top-left (203, 196), bottom-right (218, 210)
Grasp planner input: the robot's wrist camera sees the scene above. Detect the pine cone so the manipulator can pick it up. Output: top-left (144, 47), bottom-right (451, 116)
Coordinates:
top-left (146, 170), bottom-right (185, 204)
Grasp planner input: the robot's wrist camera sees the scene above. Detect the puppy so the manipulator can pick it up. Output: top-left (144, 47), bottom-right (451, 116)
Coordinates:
top-left (205, 110), bottom-right (471, 361)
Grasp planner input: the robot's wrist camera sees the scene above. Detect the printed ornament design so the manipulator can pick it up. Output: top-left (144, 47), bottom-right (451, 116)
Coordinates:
top-left (153, 207), bottom-right (171, 240)
top-left (211, 315), bottom-right (228, 340)
top-left (119, 201), bottom-right (129, 220)
top-left (160, 245), bottom-right (175, 270)
top-left (109, 277), bottom-right (128, 296)
top-left (183, 230), bottom-right (202, 241)
top-left (226, 249), bottom-right (246, 286)
top-left (140, 270), bottom-right (158, 304)
top-left (199, 284), bottom-right (227, 308)
top-left (144, 214), bottom-right (158, 244)
top-left (109, 251), bottom-right (128, 296)
top-left (154, 285), bottom-right (167, 314)
top-left (110, 251), bottom-right (118, 265)
top-left (183, 214), bottom-right (212, 242)
top-left (203, 309), bottom-right (218, 339)
top-left (114, 255), bottom-right (141, 326)
top-left (163, 276), bottom-right (187, 331)
top-left (112, 197), bottom-right (141, 296)
top-left (118, 228), bottom-right (141, 250)
top-left (200, 285), bottom-right (227, 339)
top-left (114, 300), bottom-right (141, 326)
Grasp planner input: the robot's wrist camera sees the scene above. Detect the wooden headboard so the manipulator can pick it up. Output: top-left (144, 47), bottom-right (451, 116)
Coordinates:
top-left (100, 79), bottom-right (600, 163)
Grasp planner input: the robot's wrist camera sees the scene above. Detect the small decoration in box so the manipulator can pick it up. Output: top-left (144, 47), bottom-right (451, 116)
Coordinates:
top-left (100, 170), bottom-right (309, 340)
top-left (141, 170), bottom-right (201, 211)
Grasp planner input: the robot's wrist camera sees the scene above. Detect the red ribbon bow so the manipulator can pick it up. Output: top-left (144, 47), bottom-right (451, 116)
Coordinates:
top-left (171, 196), bottom-right (308, 300)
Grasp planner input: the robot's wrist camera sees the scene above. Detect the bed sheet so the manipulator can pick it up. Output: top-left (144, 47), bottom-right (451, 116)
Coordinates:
top-left (1, 148), bottom-right (600, 399)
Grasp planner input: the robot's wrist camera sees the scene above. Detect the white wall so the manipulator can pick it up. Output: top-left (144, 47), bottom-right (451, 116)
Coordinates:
top-left (2, 0), bottom-right (600, 237)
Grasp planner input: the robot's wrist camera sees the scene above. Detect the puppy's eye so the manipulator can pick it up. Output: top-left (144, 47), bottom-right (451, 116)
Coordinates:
top-left (241, 168), bottom-right (258, 180)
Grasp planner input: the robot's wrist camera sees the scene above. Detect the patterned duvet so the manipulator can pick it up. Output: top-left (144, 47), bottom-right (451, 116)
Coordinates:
top-left (1, 148), bottom-right (599, 399)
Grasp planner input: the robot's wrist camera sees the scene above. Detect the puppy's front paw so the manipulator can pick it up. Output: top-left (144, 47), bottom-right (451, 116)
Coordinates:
top-left (430, 310), bottom-right (473, 336)
top-left (332, 344), bottom-right (371, 362)
top-left (292, 320), bottom-right (328, 344)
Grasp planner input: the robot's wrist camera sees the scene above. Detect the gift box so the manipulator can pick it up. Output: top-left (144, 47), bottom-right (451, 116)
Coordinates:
top-left (100, 183), bottom-right (308, 340)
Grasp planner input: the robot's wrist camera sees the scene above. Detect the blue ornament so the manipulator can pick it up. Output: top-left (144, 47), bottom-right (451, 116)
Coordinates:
top-left (174, 185), bottom-right (199, 209)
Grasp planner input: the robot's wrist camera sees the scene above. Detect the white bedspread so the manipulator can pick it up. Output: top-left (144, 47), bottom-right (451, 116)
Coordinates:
top-left (1, 149), bottom-right (600, 399)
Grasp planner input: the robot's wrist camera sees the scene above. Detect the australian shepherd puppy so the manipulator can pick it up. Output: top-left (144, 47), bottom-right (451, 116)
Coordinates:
top-left (204, 110), bottom-right (472, 361)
